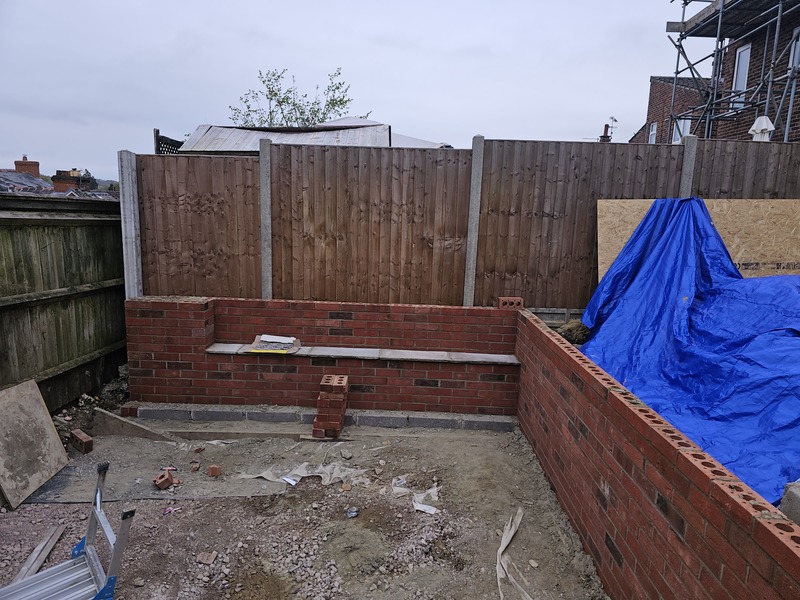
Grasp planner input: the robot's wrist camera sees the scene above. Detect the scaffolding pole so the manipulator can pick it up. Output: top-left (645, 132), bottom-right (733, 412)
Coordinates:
top-left (669, 0), bottom-right (800, 141)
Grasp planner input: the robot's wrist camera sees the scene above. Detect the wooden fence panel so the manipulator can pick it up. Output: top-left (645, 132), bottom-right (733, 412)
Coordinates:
top-left (270, 145), bottom-right (472, 305)
top-left (137, 154), bottom-right (261, 297)
top-left (131, 138), bottom-right (800, 309)
top-left (474, 141), bottom-right (685, 308)
top-left (0, 196), bottom-right (125, 410)
top-left (693, 140), bottom-right (800, 199)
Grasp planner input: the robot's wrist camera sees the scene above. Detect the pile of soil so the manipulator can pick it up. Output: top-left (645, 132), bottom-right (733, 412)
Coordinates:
top-left (555, 319), bottom-right (590, 345)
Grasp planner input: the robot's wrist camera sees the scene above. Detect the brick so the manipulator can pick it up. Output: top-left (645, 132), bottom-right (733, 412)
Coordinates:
top-left (320, 374), bottom-right (348, 392)
top-left (153, 471), bottom-right (174, 489)
top-left (69, 429), bottom-right (93, 454)
top-left (120, 402), bottom-right (139, 418)
top-left (207, 464), bottom-right (222, 477)
top-left (498, 296), bottom-right (523, 309)
top-left (752, 516), bottom-right (800, 580)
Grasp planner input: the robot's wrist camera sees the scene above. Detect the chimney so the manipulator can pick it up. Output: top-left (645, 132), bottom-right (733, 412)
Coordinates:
top-left (14, 155), bottom-right (40, 178)
top-left (52, 169), bottom-right (80, 192)
top-left (599, 124), bottom-right (612, 143)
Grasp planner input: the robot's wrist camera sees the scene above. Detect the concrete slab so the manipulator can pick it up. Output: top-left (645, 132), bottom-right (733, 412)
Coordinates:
top-left (192, 408), bottom-right (245, 421)
top-left (246, 410), bottom-right (298, 423)
top-left (781, 481), bottom-right (800, 525)
top-left (379, 349), bottom-right (451, 362)
top-left (463, 415), bottom-right (516, 432)
top-left (447, 352), bottom-right (520, 365)
top-left (206, 343), bottom-right (246, 354)
top-left (93, 408), bottom-right (174, 442)
top-left (130, 403), bottom-right (518, 435)
top-left (138, 406), bottom-right (192, 421)
top-left (407, 415), bottom-right (460, 429)
top-left (0, 380), bottom-right (68, 508)
top-left (295, 346), bottom-right (382, 360)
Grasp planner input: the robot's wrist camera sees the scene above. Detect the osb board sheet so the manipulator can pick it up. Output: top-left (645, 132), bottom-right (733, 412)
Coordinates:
top-left (598, 199), bottom-right (800, 280)
top-left (0, 380), bottom-right (68, 508)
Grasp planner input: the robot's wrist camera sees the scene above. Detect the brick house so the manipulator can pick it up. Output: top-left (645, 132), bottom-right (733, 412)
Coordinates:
top-left (635, 1), bottom-right (800, 143)
top-left (629, 76), bottom-right (709, 143)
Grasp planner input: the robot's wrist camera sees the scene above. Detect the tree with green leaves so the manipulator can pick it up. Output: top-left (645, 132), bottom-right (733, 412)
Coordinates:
top-left (229, 67), bottom-right (368, 128)
top-left (79, 169), bottom-right (98, 190)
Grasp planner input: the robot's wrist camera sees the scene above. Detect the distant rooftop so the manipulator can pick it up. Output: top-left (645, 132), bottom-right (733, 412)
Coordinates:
top-left (0, 170), bottom-right (53, 193)
top-left (651, 75), bottom-right (711, 92)
top-left (177, 117), bottom-right (451, 154)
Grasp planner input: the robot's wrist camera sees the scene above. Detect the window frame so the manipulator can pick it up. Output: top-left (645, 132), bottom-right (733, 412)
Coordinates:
top-left (648, 122), bottom-right (657, 144)
top-left (672, 118), bottom-right (692, 143)
top-left (731, 43), bottom-right (752, 109)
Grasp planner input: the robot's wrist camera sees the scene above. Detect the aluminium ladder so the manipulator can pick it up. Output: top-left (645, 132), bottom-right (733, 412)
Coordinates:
top-left (0, 462), bottom-right (136, 600)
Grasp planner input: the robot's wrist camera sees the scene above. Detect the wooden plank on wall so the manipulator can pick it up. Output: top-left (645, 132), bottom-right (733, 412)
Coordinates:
top-left (597, 199), bottom-right (800, 280)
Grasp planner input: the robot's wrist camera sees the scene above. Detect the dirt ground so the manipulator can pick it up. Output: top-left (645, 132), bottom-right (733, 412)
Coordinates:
top-left (0, 371), bottom-right (609, 600)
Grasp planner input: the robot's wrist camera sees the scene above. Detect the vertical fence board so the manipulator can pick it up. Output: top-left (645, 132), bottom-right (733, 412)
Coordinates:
top-left (134, 140), bottom-right (800, 308)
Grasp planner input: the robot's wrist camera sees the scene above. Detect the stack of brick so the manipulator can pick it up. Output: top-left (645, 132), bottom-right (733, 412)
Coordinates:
top-left (313, 375), bottom-right (349, 438)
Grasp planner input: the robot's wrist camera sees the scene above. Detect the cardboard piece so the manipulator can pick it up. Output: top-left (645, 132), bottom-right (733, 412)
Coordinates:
top-left (0, 380), bottom-right (68, 508)
top-left (598, 199), bottom-right (800, 280)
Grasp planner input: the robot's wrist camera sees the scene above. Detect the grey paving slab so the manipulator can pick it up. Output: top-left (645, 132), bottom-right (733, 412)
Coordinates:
top-left (137, 407), bottom-right (192, 421)
top-left (206, 343), bottom-right (246, 354)
top-left (463, 416), bottom-right (516, 432)
top-left (407, 415), bottom-right (460, 429)
top-left (379, 349), bottom-right (450, 362)
top-left (246, 410), bottom-right (299, 423)
top-left (357, 414), bottom-right (409, 428)
top-left (192, 409), bottom-right (245, 421)
top-left (447, 352), bottom-right (519, 365)
top-left (305, 347), bottom-right (382, 360)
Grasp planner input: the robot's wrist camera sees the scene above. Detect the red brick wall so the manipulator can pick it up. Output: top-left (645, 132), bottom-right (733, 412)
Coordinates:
top-left (212, 298), bottom-right (517, 353)
top-left (516, 310), bottom-right (800, 599)
top-left (125, 297), bottom-right (518, 414)
top-left (701, 11), bottom-right (800, 141)
top-left (630, 78), bottom-right (706, 144)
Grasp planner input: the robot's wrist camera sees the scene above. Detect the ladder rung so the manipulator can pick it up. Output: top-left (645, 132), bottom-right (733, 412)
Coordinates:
top-left (94, 507), bottom-right (116, 548)
top-left (0, 557), bottom-right (97, 600)
top-left (38, 578), bottom-right (96, 600)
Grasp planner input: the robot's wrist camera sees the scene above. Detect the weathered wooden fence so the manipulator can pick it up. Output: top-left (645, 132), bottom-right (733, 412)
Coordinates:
top-left (123, 137), bottom-right (800, 308)
top-left (0, 195), bottom-right (126, 410)
top-left (137, 154), bottom-right (261, 297)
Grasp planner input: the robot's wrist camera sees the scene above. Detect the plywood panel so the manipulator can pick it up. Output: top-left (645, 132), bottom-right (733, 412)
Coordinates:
top-left (598, 199), bottom-right (800, 280)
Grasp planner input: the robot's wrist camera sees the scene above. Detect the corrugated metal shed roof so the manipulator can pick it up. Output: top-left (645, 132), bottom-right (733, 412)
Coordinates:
top-left (179, 118), bottom-right (449, 153)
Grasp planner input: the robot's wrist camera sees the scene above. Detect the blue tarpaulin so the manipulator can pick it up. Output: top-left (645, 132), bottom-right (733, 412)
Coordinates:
top-left (581, 197), bottom-right (800, 503)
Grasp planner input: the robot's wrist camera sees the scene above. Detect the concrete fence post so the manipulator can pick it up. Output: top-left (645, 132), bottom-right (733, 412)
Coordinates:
top-left (679, 134), bottom-right (698, 198)
top-left (259, 138), bottom-right (273, 300)
top-left (463, 135), bottom-right (485, 307)
top-left (117, 150), bottom-right (143, 298)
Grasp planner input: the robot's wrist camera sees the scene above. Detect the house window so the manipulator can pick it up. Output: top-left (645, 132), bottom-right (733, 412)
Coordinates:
top-left (672, 118), bottom-right (692, 143)
top-left (732, 43), bottom-right (751, 109)
top-left (648, 122), bottom-right (657, 144)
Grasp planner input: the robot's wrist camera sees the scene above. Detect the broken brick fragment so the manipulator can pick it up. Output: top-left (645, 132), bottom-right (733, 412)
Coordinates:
top-left (153, 471), bottom-right (174, 489)
top-left (70, 429), bottom-right (93, 454)
top-left (207, 464), bottom-right (222, 477)
top-left (120, 402), bottom-right (139, 418)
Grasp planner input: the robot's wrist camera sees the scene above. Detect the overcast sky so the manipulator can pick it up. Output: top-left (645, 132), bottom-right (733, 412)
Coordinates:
top-left (0, 1), bottom-right (713, 180)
